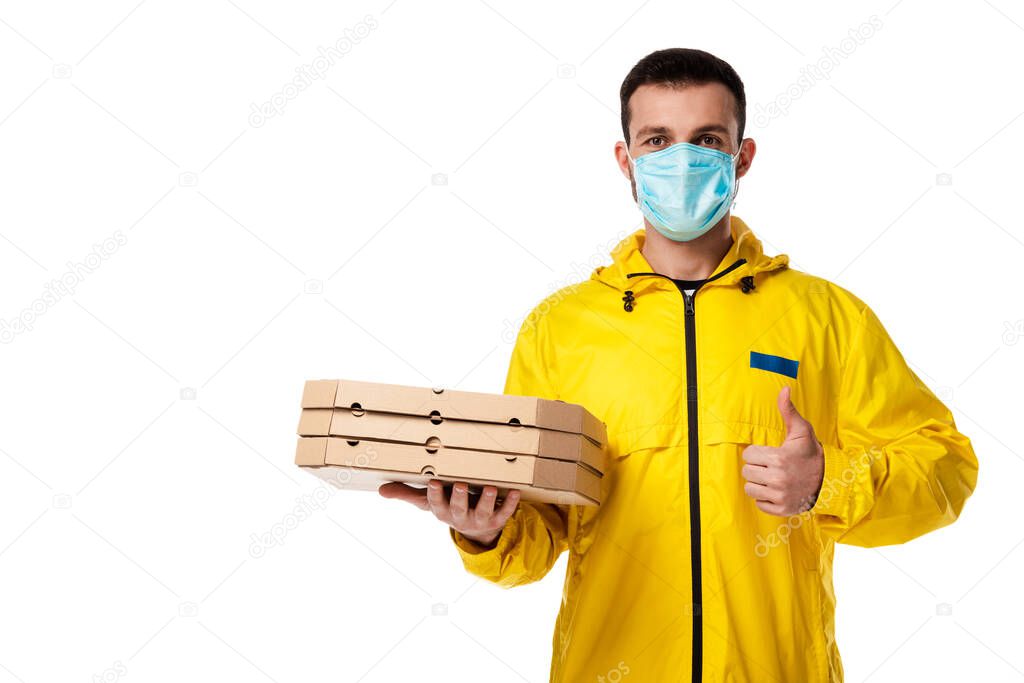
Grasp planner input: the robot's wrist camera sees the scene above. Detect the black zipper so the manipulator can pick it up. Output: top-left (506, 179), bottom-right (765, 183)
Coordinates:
top-left (626, 257), bottom-right (746, 683)
top-left (679, 285), bottom-right (702, 683)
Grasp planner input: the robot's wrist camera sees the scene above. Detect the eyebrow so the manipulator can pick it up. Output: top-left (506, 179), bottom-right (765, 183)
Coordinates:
top-left (634, 124), bottom-right (732, 140)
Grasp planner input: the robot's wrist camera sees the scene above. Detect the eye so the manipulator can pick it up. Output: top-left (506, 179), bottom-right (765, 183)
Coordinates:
top-left (700, 135), bottom-right (721, 146)
top-left (646, 136), bottom-right (666, 147)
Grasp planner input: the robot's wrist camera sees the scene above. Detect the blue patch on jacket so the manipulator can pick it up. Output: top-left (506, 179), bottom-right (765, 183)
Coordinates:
top-left (750, 351), bottom-right (799, 379)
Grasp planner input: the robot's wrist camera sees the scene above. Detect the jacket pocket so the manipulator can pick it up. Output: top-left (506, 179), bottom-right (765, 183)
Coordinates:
top-left (608, 421), bottom-right (685, 459)
top-left (573, 422), bottom-right (685, 554)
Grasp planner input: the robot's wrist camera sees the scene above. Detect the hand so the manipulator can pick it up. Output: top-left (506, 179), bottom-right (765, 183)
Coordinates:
top-left (741, 386), bottom-right (824, 516)
top-left (378, 480), bottom-right (521, 548)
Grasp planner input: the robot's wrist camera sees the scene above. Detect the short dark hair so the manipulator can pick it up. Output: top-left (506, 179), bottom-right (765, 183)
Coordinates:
top-left (619, 48), bottom-right (746, 146)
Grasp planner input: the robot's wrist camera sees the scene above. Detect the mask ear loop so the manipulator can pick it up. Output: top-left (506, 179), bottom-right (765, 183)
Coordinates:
top-left (729, 142), bottom-right (744, 210)
top-left (624, 145), bottom-right (641, 206)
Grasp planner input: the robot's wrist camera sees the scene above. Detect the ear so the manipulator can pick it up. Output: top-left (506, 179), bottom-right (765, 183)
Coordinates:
top-left (615, 140), bottom-right (634, 181)
top-left (736, 137), bottom-right (756, 178)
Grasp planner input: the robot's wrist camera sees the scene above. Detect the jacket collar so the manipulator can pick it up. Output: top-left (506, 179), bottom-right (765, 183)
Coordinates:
top-left (590, 215), bottom-right (789, 293)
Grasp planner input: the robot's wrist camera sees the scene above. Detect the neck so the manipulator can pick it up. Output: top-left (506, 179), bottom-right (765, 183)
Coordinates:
top-left (641, 216), bottom-right (734, 280)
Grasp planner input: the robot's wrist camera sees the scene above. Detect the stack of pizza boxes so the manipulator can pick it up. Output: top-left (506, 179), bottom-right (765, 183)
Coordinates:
top-left (294, 379), bottom-right (607, 505)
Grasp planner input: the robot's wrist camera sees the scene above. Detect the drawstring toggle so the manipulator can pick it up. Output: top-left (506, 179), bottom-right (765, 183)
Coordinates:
top-left (623, 290), bottom-right (635, 312)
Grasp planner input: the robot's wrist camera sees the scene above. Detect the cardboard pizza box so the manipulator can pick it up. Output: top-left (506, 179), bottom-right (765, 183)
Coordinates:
top-left (297, 407), bottom-right (333, 436)
top-left (296, 407), bottom-right (605, 475)
top-left (295, 436), bottom-right (600, 506)
top-left (301, 379), bottom-right (607, 447)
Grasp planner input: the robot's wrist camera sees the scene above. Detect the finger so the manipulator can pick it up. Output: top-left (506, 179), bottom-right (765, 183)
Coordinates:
top-left (741, 463), bottom-right (771, 486)
top-left (425, 479), bottom-right (450, 520)
top-left (777, 386), bottom-right (813, 442)
top-left (493, 489), bottom-right (521, 524)
top-left (756, 499), bottom-right (786, 516)
top-left (449, 482), bottom-right (470, 523)
top-left (473, 486), bottom-right (499, 520)
top-left (744, 481), bottom-right (775, 502)
top-left (742, 446), bottom-right (774, 466)
top-left (378, 482), bottom-right (430, 511)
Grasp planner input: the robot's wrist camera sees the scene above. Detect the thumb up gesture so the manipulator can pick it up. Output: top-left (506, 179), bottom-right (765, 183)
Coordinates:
top-left (741, 386), bottom-right (825, 516)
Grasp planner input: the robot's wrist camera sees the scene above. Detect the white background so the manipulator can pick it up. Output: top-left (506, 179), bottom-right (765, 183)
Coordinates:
top-left (1, 1), bottom-right (1021, 681)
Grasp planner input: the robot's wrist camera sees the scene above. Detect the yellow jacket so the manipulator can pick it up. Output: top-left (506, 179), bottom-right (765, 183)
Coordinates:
top-left (450, 217), bottom-right (978, 682)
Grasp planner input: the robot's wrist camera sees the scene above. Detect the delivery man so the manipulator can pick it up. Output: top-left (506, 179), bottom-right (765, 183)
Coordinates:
top-left (379, 48), bottom-right (978, 682)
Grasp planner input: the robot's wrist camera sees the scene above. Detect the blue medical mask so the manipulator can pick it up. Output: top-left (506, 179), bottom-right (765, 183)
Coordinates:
top-left (626, 141), bottom-right (742, 242)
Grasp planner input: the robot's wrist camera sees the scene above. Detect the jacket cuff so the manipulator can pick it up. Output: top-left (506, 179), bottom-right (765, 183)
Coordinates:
top-left (449, 517), bottom-right (519, 574)
top-left (812, 442), bottom-right (854, 520)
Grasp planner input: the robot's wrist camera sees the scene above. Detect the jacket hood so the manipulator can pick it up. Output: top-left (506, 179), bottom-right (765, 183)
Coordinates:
top-left (590, 215), bottom-right (790, 295)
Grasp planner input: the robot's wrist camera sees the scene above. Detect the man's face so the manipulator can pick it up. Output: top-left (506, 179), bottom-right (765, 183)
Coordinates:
top-left (616, 82), bottom-right (753, 203)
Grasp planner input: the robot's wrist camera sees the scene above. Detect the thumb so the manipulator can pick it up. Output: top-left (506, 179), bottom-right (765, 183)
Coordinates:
top-left (777, 386), bottom-right (811, 441)
top-left (378, 482), bottom-right (430, 511)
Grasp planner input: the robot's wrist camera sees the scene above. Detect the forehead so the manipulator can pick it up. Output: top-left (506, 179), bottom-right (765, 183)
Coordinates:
top-left (627, 82), bottom-right (738, 139)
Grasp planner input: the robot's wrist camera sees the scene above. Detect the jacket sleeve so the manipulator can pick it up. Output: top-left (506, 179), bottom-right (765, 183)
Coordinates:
top-left (449, 314), bottom-right (571, 587)
top-left (812, 303), bottom-right (978, 547)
